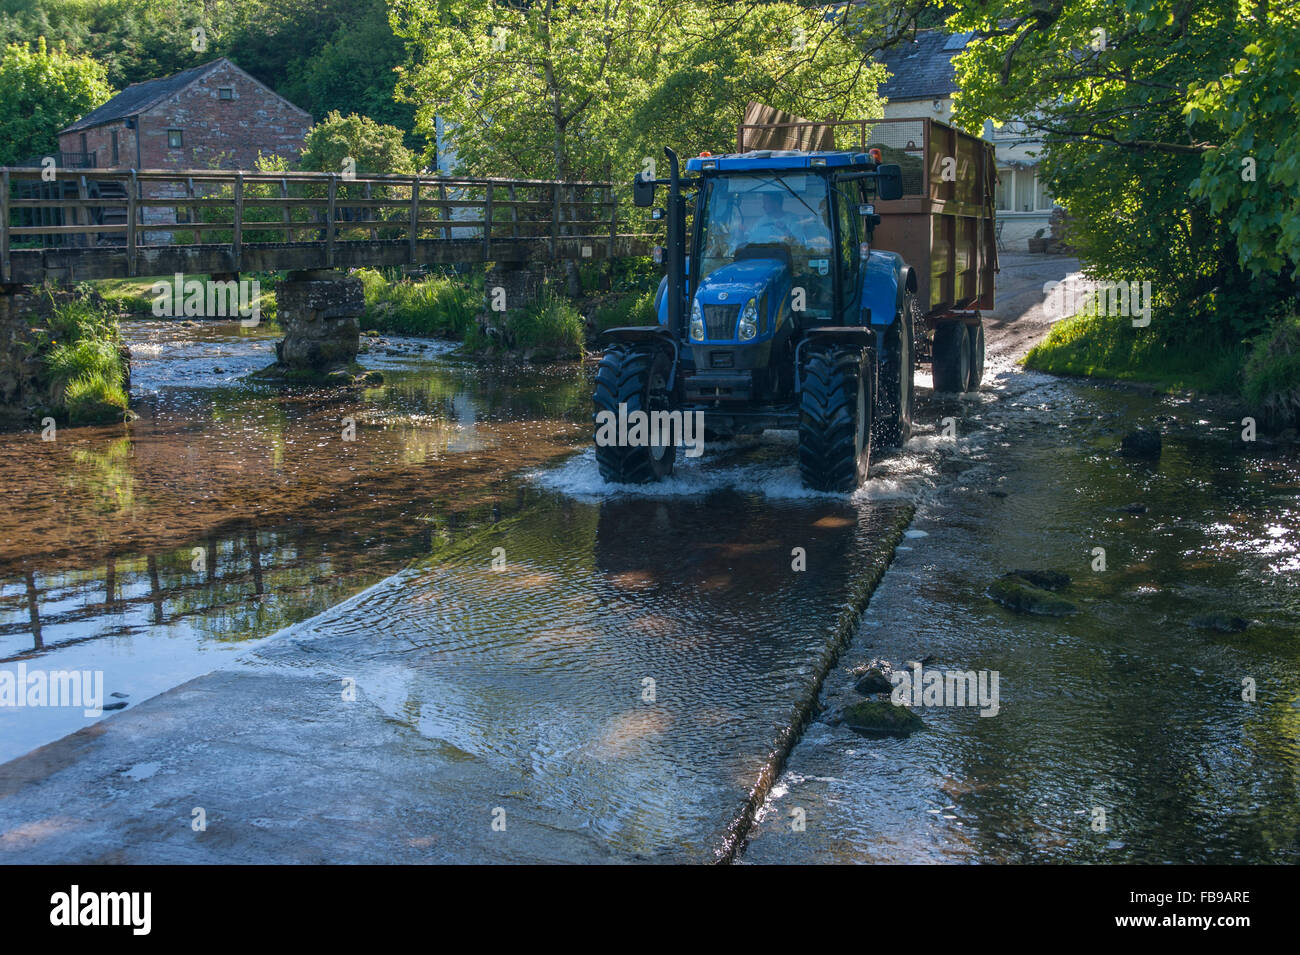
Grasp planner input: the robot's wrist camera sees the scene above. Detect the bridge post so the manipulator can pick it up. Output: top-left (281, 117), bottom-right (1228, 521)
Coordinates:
top-left (273, 270), bottom-right (363, 373)
top-left (484, 262), bottom-right (544, 317)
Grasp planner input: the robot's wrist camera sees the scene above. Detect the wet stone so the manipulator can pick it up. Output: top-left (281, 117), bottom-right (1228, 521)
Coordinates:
top-left (1010, 569), bottom-right (1071, 591)
top-left (988, 574), bottom-right (1077, 616)
top-left (1119, 428), bottom-right (1163, 459)
top-left (853, 666), bottom-right (894, 696)
top-left (840, 701), bottom-right (925, 736)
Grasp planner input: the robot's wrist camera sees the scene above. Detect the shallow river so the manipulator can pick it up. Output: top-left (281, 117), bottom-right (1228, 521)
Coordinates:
top-left (0, 319), bottom-right (1295, 863)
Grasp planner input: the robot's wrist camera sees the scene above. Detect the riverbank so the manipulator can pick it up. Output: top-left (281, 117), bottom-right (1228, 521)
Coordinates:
top-left (1024, 295), bottom-right (1300, 433)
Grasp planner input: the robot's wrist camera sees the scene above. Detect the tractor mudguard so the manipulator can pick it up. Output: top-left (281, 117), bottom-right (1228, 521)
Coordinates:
top-left (860, 250), bottom-right (916, 327)
top-left (598, 325), bottom-right (680, 388)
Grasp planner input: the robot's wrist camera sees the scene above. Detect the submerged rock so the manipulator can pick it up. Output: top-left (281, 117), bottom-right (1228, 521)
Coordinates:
top-left (853, 666), bottom-right (894, 696)
top-left (1119, 428), bottom-right (1162, 459)
top-left (1190, 613), bottom-right (1251, 633)
top-left (989, 574), bottom-right (1077, 616)
top-left (840, 700), bottom-right (924, 736)
top-left (1011, 569), bottom-right (1071, 591)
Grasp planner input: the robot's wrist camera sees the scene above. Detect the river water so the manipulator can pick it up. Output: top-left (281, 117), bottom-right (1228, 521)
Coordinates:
top-left (0, 318), bottom-right (1295, 862)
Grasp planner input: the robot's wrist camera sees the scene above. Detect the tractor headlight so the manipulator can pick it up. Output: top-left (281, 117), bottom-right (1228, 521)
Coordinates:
top-left (690, 299), bottom-right (705, 341)
top-left (738, 298), bottom-right (759, 341)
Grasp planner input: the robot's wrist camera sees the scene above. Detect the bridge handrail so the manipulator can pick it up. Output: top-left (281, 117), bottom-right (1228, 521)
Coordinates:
top-left (1, 167), bottom-right (657, 283)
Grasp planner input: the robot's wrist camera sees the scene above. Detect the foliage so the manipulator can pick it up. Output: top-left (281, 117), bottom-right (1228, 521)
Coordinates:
top-left (0, 36), bottom-right (113, 164)
top-left (948, 0), bottom-right (1298, 347)
top-left (390, 0), bottom-right (885, 186)
top-left (278, 0), bottom-right (416, 144)
top-left (299, 110), bottom-right (417, 175)
top-left (1243, 308), bottom-right (1300, 429)
top-left (356, 267), bottom-right (479, 337)
top-left (36, 287), bottom-right (129, 423)
top-left (591, 290), bottom-right (656, 334)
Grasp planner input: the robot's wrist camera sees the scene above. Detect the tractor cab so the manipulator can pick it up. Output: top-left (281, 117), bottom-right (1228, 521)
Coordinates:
top-left (674, 150), bottom-right (897, 393)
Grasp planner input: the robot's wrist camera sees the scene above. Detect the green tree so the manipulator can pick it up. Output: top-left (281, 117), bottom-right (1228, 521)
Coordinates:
top-left (390, 0), bottom-right (885, 183)
top-left (278, 0), bottom-right (416, 144)
top-left (0, 36), bottom-right (113, 164)
top-left (299, 110), bottom-right (417, 174)
top-left (948, 0), bottom-right (1298, 342)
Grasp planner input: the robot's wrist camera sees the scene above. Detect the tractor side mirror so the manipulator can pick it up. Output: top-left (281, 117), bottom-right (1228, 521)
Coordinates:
top-left (876, 164), bottom-right (903, 201)
top-left (633, 174), bottom-right (656, 208)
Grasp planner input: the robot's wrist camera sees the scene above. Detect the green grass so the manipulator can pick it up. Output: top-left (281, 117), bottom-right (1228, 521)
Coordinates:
top-left (591, 289), bottom-right (656, 335)
top-left (466, 291), bottom-right (586, 358)
top-left (1242, 309), bottom-right (1300, 428)
top-left (356, 268), bottom-right (479, 337)
top-left (1024, 310), bottom-right (1246, 394)
top-left (37, 289), bottom-right (129, 424)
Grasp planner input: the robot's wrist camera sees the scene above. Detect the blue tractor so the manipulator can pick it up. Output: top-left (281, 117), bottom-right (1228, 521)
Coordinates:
top-left (594, 145), bottom-right (915, 491)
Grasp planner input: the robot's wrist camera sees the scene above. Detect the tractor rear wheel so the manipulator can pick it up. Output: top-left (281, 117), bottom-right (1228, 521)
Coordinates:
top-left (798, 346), bottom-right (872, 492)
top-left (593, 344), bottom-right (676, 483)
top-left (965, 320), bottom-right (985, 392)
top-left (931, 321), bottom-right (970, 393)
top-left (873, 297), bottom-right (916, 449)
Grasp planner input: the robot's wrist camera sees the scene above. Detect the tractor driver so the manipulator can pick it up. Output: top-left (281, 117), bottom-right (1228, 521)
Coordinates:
top-left (748, 190), bottom-right (808, 249)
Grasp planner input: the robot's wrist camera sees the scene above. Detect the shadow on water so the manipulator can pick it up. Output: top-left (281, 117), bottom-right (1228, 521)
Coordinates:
top-left (247, 487), bottom-right (910, 859)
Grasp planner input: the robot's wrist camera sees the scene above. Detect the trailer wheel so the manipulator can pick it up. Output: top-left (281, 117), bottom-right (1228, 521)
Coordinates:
top-left (593, 344), bottom-right (676, 483)
top-left (932, 321), bottom-right (970, 393)
top-left (798, 346), bottom-right (871, 492)
top-left (964, 320), bottom-right (985, 392)
top-left (873, 298), bottom-right (916, 449)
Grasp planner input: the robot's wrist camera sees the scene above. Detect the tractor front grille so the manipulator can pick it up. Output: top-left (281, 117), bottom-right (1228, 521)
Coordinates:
top-left (702, 304), bottom-right (738, 340)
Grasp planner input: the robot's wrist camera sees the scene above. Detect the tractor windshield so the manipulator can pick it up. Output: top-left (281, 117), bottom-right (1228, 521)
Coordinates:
top-left (697, 171), bottom-right (835, 317)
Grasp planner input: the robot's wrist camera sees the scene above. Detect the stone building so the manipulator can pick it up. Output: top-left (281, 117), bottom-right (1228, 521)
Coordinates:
top-left (56, 58), bottom-right (311, 241)
top-left (58, 57), bottom-right (310, 172)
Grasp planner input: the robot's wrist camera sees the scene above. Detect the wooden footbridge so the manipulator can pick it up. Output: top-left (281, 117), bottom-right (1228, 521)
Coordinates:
top-left (1, 167), bottom-right (655, 285)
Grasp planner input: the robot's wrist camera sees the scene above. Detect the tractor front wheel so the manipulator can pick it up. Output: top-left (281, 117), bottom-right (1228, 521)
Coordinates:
top-left (798, 346), bottom-right (872, 492)
top-left (593, 343), bottom-right (676, 483)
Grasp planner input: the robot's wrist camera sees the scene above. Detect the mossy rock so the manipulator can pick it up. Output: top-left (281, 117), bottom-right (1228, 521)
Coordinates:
top-left (989, 575), bottom-right (1077, 616)
top-left (841, 700), bottom-right (924, 736)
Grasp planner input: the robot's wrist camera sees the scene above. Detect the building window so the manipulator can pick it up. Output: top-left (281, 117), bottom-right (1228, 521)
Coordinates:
top-left (218, 87), bottom-right (234, 100)
top-left (996, 167), bottom-right (1054, 213)
top-left (111, 131), bottom-right (119, 166)
top-left (168, 129), bottom-right (183, 149)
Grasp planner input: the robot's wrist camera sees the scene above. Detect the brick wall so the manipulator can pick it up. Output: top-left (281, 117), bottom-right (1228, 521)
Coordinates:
top-left (59, 120), bottom-right (136, 169)
top-left (139, 60), bottom-right (310, 171)
top-left (57, 59), bottom-right (310, 174)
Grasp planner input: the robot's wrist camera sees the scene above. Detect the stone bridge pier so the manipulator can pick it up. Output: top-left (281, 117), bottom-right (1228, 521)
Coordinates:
top-left (274, 270), bottom-right (364, 372)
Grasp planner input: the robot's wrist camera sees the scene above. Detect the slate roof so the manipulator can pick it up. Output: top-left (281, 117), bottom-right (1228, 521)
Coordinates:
top-left (60, 59), bottom-right (227, 133)
top-left (876, 30), bottom-right (971, 102)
